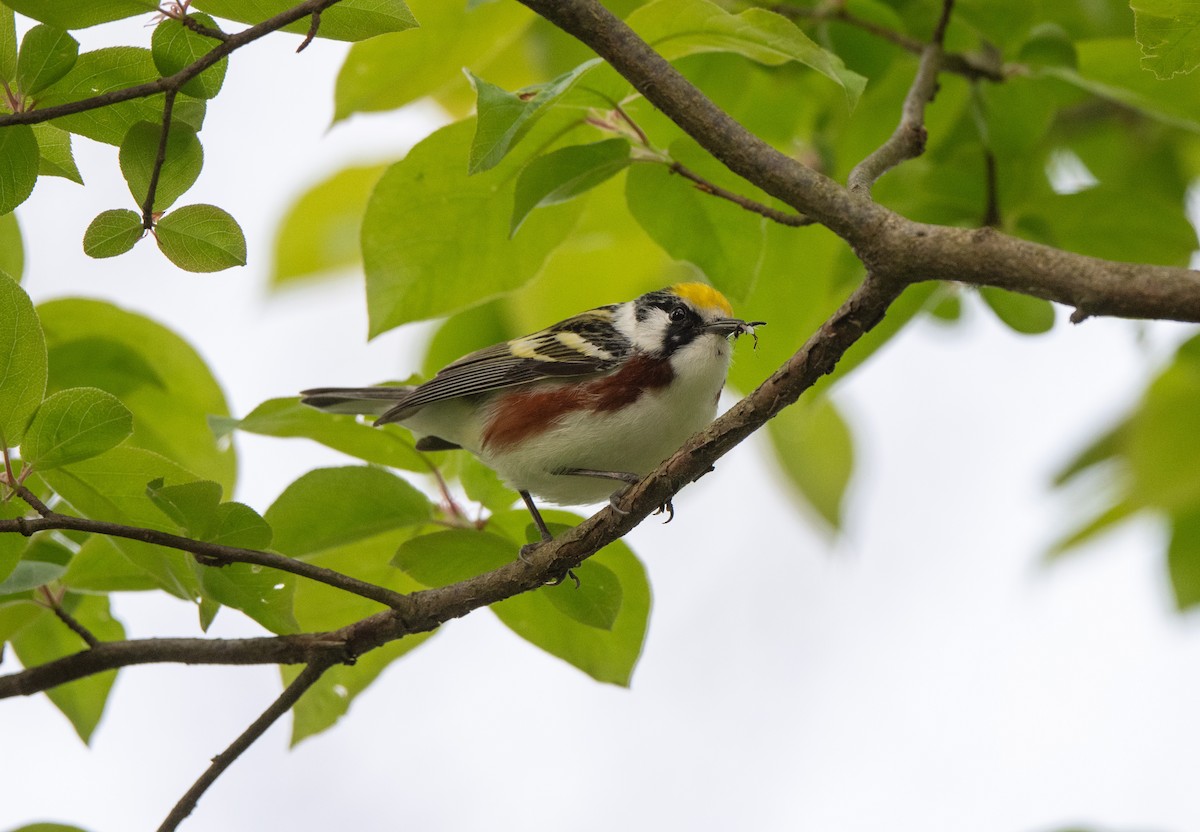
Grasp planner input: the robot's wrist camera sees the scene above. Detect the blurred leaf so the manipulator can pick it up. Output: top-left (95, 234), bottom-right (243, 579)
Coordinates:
top-left (62, 536), bottom-right (158, 593)
top-left (194, 0), bottom-right (417, 42)
top-left (0, 558), bottom-right (65, 595)
top-left (119, 120), bottom-right (204, 212)
top-left (1131, 0), bottom-right (1200, 79)
top-left (467, 59), bottom-right (600, 174)
top-left (1047, 499), bottom-right (1139, 560)
top-left (271, 164), bottom-right (386, 287)
top-left (15, 24), bottom-right (77, 96)
top-left (155, 203), bottom-right (246, 272)
top-left (627, 0), bottom-right (865, 107)
top-left (1168, 510), bottom-right (1200, 610)
top-left (422, 300), bottom-right (510, 377)
top-left (392, 528), bottom-right (513, 586)
top-left (39, 298), bottom-right (235, 491)
top-left (0, 270), bottom-right (47, 448)
top-left (1127, 346), bottom-right (1200, 511)
top-left (82, 209), bottom-right (144, 259)
top-left (956, 0), bottom-right (1038, 46)
top-left (455, 452), bottom-right (519, 513)
top-left (1053, 420), bottom-right (1128, 487)
top-left (151, 13), bottom-right (227, 99)
top-left (6, 823), bottom-right (92, 832)
top-left (0, 213), bottom-right (23, 282)
top-left (767, 396), bottom-right (853, 529)
top-left (362, 118), bottom-right (583, 335)
top-left (23, 387), bottom-right (133, 470)
top-left (10, 594), bottom-right (125, 743)
top-left (32, 123), bottom-right (83, 183)
top-left (511, 139), bottom-right (631, 236)
top-left (1019, 22), bottom-right (1078, 69)
top-left (265, 466), bottom-right (432, 557)
top-left (39, 48), bottom-right (168, 146)
top-left (0, 500), bottom-right (24, 585)
top-left (3, 0), bottom-right (153, 29)
top-left (978, 287), bottom-right (1056, 335)
top-left (0, 123), bottom-right (38, 215)
top-left (219, 397), bottom-right (427, 471)
top-left (490, 510), bottom-right (650, 686)
top-left (334, 0), bottom-right (531, 120)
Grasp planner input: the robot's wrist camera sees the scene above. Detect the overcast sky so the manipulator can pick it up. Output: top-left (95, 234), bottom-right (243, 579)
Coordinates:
top-left (3, 12), bottom-right (1199, 832)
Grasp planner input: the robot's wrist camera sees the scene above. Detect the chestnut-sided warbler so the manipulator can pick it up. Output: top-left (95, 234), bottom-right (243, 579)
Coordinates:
top-left (301, 283), bottom-right (762, 544)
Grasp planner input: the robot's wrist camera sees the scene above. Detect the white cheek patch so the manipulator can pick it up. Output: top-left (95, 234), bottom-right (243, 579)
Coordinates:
top-left (615, 304), bottom-right (670, 355)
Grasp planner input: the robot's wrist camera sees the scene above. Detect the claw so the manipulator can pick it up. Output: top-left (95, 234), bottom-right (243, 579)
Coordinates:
top-left (652, 500), bottom-right (675, 524)
top-left (608, 491), bottom-right (630, 515)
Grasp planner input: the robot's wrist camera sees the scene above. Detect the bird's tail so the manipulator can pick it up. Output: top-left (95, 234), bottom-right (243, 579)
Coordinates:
top-left (299, 386), bottom-right (415, 420)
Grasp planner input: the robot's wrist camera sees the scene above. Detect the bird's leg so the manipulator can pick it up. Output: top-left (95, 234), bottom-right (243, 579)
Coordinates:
top-left (518, 490), bottom-right (578, 587)
top-left (557, 468), bottom-right (675, 522)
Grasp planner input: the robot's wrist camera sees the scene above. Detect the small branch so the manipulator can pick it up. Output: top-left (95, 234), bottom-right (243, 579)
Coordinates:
top-left (296, 8), bottom-right (322, 52)
top-left (141, 89), bottom-right (177, 230)
top-left (6, 486), bottom-right (407, 609)
top-left (981, 149), bottom-right (1000, 228)
top-left (847, 0), bottom-right (955, 195)
top-left (157, 659), bottom-right (334, 832)
top-left (181, 15), bottom-right (230, 42)
top-left (39, 587), bottom-right (101, 649)
top-left (669, 161), bottom-right (813, 226)
top-left (0, 0), bottom-right (345, 128)
top-left (773, 2), bottom-right (1003, 82)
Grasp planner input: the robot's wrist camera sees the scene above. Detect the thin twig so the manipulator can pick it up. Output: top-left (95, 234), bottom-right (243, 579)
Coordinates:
top-left (0, 0), bottom-right (344, 128)
top-left (181, 15), bottom-right (230, 42)
top-left (156, 659), bottom-right (335, 832)
top-left (847, 0), bottom-right (955, 195)
top-left (981, 149), bottom-right (1000, 227)
top-left (296, 8), bottom-right (322, 52)
top-left (142, 89), bottom-right (177, 229)
top-left (8, 486), bottom-right (407, 609)
top-left (669, 161), bottom-right (813, 226)
top-left (39, 588), bottom-right (101, 648)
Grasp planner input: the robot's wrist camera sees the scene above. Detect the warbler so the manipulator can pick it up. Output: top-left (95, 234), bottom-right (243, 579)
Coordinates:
top-left (301, 283), bottom-right (762, 545)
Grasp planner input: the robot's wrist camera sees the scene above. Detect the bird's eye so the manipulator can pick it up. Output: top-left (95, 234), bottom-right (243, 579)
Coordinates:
top-left (669, 305), bottom-right (688, 323)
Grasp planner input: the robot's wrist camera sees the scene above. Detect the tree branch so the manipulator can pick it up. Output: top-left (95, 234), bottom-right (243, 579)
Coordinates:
top-left (141, 89), bottom-right (177, 230)
top-left (669, 162), bottom-right (813, 226)
top-left (0, 0), bottom-right (344, 128)
top-left (848, 0), bottom-right (954, 195)
top-left (157, 659), bottom-right (335, 832)
top-left (5, 487), bottom-right (407, 609)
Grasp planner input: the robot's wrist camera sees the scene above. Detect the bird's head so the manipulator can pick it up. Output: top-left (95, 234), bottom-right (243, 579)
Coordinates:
top-left (619, 282), bottom-right (763, 361)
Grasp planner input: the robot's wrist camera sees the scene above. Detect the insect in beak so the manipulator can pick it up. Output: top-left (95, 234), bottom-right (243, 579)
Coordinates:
top-left (706, 318), bottom-right (766, 349)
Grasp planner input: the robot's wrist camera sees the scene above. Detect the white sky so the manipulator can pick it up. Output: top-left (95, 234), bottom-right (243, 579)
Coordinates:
top-left (3, 12), bottom-right (1199, 832)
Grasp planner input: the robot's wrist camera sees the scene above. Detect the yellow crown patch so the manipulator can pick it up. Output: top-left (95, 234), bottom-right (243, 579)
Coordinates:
top-left (670, 282), bottom-right (733, 316)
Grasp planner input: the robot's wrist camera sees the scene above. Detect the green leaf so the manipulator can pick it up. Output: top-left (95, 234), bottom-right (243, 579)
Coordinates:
top-left (362, 119), bottom-right (583, 335)
top-left (1168, 510), bottom-right (1200, 610)
top-left (15, 24), bottom-right (78, 95)
top-left (334, 0), bottom-right (532, 120)
top-left (0, 5), bottom-right (16, 83)
top-left (10, 594), bottom-right (125, 743)
top-left (467, 59), bottom-right (600, 174)
top-left (3, 0), bottom-right (155, 29)
top-left (1019, 22), bottom-right (1078, 69)
top-left (82, 209), bottom-right (144, 259)
top-left (265, 466), bottom-right (432, 557)
top-left (766, 397), bottom-right (853, 529)
top-left (542, 558), bottom-right (622, 630)
top-left (0, 500), bottom-right (25, 586)
top-left (392, 529), bottom-right (514, 586)
top-left (978, 287), bottom-right (1056, 335)
top-left (194, 0), bottom-right (418, 42)
top-left (22, 387), bottom-right (133, 470)
top-left (62, 536), bottom-right (158, 593)
top-left (0, 213), bottom-right (22, 283)
top-left (6, 823), bottom-right (91, 832)
top-left (490, 510), bottom-right (650, 686)
top-left (511, 139), bottom-right (631, 235)
top-left (32, 122), bottom-right (83, 183)
top-left (155, 203), bottom-right (246, 272)
top-left (39, 298), bottom-right (236, 491)
top-left (1127, 346), bottom-right (1200, 511)
top-left (218, 397), bottom-right (427, 472)
top-left (199, 560), bottom-right (297, 634)
top-left (271, 164), bottom-right (386, 287)
top-left (627, 0), bottom-right (866, 107)
top-left (625, 140), bottom-right (768, 303)
top-left (1131, 0), bottom-right (1200, 79)
top-left (151, 13), bottom-right (227, 99)
top-left (39, 48), bottom-right (168, 146)
top-left (36, 447), bottom-right (206, 600)
top-left (0, 558), bottom-right (65, 595)
top-left (0, 270), bottom-right (47, 448)
top-left (0, 123), bottom-right (38, 215)
top-left (119, 121), bottom-right (204, 212)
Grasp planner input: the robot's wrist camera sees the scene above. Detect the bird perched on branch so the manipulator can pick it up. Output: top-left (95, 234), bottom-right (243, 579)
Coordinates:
top-left (302, 283), bottom-right (762, 548)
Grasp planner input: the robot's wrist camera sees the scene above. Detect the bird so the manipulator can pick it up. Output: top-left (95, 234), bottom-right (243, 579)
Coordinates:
top-left (301, 282), bottom-right (763, 549)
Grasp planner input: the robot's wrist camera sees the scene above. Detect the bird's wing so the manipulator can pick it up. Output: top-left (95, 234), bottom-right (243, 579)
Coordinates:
top-left (377, 306), bottom-right (630, 423)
